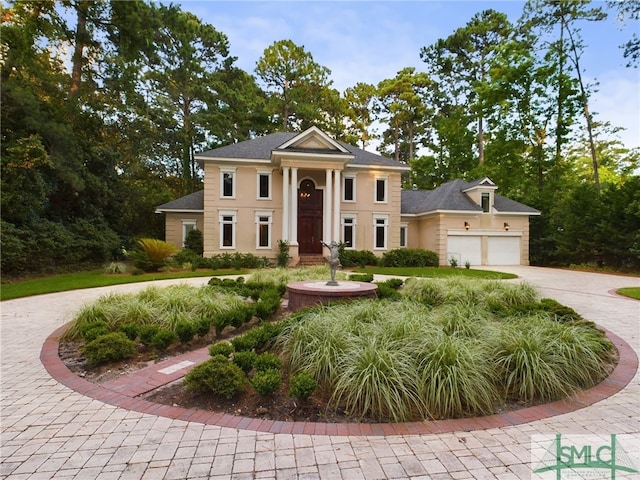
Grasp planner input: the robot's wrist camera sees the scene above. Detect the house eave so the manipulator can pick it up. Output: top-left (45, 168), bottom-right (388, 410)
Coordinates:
top-left (155, 209), bottom-right (204, 214)
top-left (349, 163), bottom-right (411, 172)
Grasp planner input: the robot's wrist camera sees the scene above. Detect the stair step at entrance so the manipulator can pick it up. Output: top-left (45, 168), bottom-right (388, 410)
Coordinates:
top-left (297, 255), bottom-right (327, 267)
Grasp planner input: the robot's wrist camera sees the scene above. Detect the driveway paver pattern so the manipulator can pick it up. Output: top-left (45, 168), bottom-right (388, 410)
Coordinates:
top-left (1, 267), bottom-right (639, 479)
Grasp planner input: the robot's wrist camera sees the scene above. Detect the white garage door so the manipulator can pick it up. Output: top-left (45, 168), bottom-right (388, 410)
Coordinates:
top-left (447, 236), bottom-right (481, 266)
top-left (487, 237), bottom-right (520, 265)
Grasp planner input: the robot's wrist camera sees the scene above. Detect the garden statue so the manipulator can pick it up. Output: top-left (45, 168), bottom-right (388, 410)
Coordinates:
top-left (321, 240), bottom-right (341, 286)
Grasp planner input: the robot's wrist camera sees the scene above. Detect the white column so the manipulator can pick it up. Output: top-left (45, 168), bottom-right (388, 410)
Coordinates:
top-left (282, 167), bottom-right (289, 241)
top-left (290, 167), bottom-right (298, 245)
top-left (324, 169), bottom-right (332, 242)
top-left (333, 169), bottom-right (341, 243)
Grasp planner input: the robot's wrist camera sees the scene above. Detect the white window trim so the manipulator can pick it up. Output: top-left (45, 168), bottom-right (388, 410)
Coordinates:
top-left (399, 223), bottom-right (408, 248)
top-left (341, 214), bottom-right (357, 250)
top-left (255, 210), bottom-right (273, 249)
top-left (374, 176), bottom-right (388, 204)
top-left (481, 192), bottom-right (492, 213)
top-left (181, 219), bottom-right (197, 248)
top-left (219, 210), bottom-right (237, 249)
top-left (256, 170), bottom-right (272, 200)
top-left (342, 174), bottom-right (357, 202)
top-left (220, 167), bottom-right (237, 199)
top-left (373, 214), bottom-right (389, 250)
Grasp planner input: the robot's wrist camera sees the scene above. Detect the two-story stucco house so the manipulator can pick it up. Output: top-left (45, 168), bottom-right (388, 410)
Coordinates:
top-left (156, 127), bottom-right (540, 266)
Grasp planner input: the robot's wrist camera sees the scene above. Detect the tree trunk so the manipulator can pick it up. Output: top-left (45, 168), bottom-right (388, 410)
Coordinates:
top-left (564, 19), bottom-right (600, 190)
top-left (69, 2), bottom-right (89, 99)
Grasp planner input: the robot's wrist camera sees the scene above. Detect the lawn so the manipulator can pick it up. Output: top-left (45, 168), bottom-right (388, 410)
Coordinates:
top-left (0, 269), bottom-right (247, 301)
top-left (617, 287), bottom-right (640, 300)
top-left (354, 266), bottom-right (517, 280)
top-left (1, 265), bottom-right (516, 301)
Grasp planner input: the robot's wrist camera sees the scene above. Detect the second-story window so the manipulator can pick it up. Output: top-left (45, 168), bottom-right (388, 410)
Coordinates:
top-left (343, 176), bottom-right (355, 202)
top-left (221, 169), bottom-right (235, 198)
top-left (257, 172), bottom-right (271, 199)
top-left (375, 178), bottom-right (387, 203)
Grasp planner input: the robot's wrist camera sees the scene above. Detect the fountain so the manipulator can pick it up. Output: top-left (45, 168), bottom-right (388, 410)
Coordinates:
top-left (287, 241), bottom-right (378, 311)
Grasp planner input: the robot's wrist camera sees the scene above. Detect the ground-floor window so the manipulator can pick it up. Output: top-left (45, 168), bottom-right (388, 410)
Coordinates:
top-left (255, 211), bottom-right (272, 249)
top-left (219, 210), bottom-right (236, 248)
top-left (373, 214), bottom-right (388, 250)
top-left (181, 220), bottom-right (196, 247)
top-left (341, 214), bottom-right (356, 249)
top-left (400, 223), bottom-right (408, 248)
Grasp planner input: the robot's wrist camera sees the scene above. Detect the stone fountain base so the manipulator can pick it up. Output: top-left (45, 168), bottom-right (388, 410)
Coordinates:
top-left (287, 281), bottom-right (378, 311)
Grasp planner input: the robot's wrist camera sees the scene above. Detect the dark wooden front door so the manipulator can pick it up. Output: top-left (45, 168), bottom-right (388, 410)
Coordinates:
top-left (298, 179), bottom-right (323, 254)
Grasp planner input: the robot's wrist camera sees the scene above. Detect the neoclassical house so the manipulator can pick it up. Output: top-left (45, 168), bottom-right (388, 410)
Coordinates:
top-left (156, 127), bottom-right (540, 266)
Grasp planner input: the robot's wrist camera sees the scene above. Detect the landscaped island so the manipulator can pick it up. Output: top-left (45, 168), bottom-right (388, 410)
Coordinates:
top-left (60, 267), bottom-right (616, 423)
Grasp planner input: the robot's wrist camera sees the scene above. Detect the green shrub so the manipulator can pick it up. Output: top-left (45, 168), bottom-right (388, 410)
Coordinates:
top-left (288, 371), bottom-right (318, 402)
top-left (195, 318), bottom-right (212, 337)
top-left (254, 352), bottom-right (282, 372)
top-left (173, 249), bottom-right (205, 269)
top-left (538, 298), bottom-right (582, 322)
top-left (255, 289), bottom-right (282, 320)
top-left (208, 341), bottom-right (234, 358)
top-left (83, 332), bottom-right (136, 367)
top-left (276, 240), bottom-right (290, 267)
top-left (184, 228), bottom-right (203, 255)
top-left (118, 322), bottom-right (139, 341)
top-left (151, 329), bottom-right (177, 352)
top-left (231, 333), bottom-right (257, 352)
top-left (251, 369), bottom-right (282, 396)
top-left (175, 321), bottom-right (196, 343)
top-left (232, 351), bottom-right (257, 373)
top-left (381, 248), bottom-right (439, 267)
top-left (375, 283), bottom-right (401, 301)
top-left (339, 249), bottom-right (378, 268)
top-left (183, 356), bottom-right (247, 399)
top-left (80, 321), bottom-right (109, 342)
top-left (139, 324), bottom-right (160, 346)
top-left (349, 273), bottom-right (374, 282)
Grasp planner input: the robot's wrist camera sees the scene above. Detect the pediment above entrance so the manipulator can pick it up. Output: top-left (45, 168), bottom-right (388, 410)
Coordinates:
top-left (276, 126), bottom-right (350, 153)
top-left (272, 126), bottom-right (354, 169)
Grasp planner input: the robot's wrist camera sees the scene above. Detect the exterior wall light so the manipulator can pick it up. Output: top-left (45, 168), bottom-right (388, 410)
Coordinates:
top-left (464, 221), bottom-right (470, 230)
top-left (504, 222), bottom-right (510, 231)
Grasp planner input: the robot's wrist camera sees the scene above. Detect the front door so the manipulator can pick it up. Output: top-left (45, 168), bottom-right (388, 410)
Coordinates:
top-left (298, 179), bottom-right (323, 254)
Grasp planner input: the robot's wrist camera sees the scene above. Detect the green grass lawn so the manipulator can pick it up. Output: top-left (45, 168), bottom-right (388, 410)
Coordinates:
top-left (0, 269), bottom-right (247, 301)
top-left (617, 287), bottom-right (640, 300)
top-left (354, 266), bottom-right (517, 280)
top-left (1, 265), bottom-right (515, 301)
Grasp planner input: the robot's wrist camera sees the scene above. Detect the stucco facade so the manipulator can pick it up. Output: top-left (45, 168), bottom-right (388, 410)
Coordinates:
top-left (157, 127), bottom-right (540, 266)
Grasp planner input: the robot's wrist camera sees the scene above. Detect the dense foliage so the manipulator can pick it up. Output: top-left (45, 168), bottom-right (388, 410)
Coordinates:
top-left (2, 0), bottom-right (638, 275)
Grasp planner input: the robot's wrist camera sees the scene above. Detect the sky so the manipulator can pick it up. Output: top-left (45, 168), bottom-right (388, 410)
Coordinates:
top-left (178, 0), bottom-right (640, 149)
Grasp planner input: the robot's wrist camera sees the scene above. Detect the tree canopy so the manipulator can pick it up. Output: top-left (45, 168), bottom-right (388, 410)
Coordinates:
top-left (2, 0), bottom-right (638, 275)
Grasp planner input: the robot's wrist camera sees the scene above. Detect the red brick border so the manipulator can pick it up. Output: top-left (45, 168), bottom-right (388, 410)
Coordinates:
top-left (41, 322), bottom-right (637, 436)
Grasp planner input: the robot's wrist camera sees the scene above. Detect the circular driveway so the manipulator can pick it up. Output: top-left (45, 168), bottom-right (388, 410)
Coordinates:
top-left (1, 267), bottom-right (639, 479)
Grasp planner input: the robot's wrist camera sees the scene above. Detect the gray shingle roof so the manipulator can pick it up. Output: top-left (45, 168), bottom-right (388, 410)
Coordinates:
top-left (155, 190), bottom-right (204, 212)
top-left (155, 179), bottom-right (539, 216)
top-left (196, 131), bottom-right (408, 169)
top-left (401, 179), bottom-right (540, 215)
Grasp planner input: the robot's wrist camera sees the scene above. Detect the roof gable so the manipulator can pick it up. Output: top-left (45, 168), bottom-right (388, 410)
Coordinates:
top-left (277, 126), bottom-right (350, 153)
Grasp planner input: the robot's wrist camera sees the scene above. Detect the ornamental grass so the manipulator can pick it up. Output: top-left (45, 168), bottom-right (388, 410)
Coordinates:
top-left (278, 278), bottom-right (613, 422)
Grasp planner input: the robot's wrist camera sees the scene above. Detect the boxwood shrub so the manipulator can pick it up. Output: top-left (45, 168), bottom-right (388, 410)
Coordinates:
top-left (83, 332), bottom-right (136, 367)
top-left (380, 248), bottom-right (439, 267)
top-left (183, 355), bottom-right (247, 399)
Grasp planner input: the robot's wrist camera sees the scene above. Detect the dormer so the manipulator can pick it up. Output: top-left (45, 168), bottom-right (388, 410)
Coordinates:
top-left (463, 177), bottom-right (498, 213)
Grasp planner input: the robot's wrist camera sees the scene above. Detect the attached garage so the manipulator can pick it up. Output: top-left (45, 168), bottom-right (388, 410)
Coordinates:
top-left (447, 235), bottom-right (481, 266)
top-left (487, 236), bottom-right (521, 265)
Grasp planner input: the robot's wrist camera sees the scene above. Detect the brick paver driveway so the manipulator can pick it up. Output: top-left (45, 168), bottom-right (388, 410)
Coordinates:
top-left (1, 267), bottom-right (639, 479)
